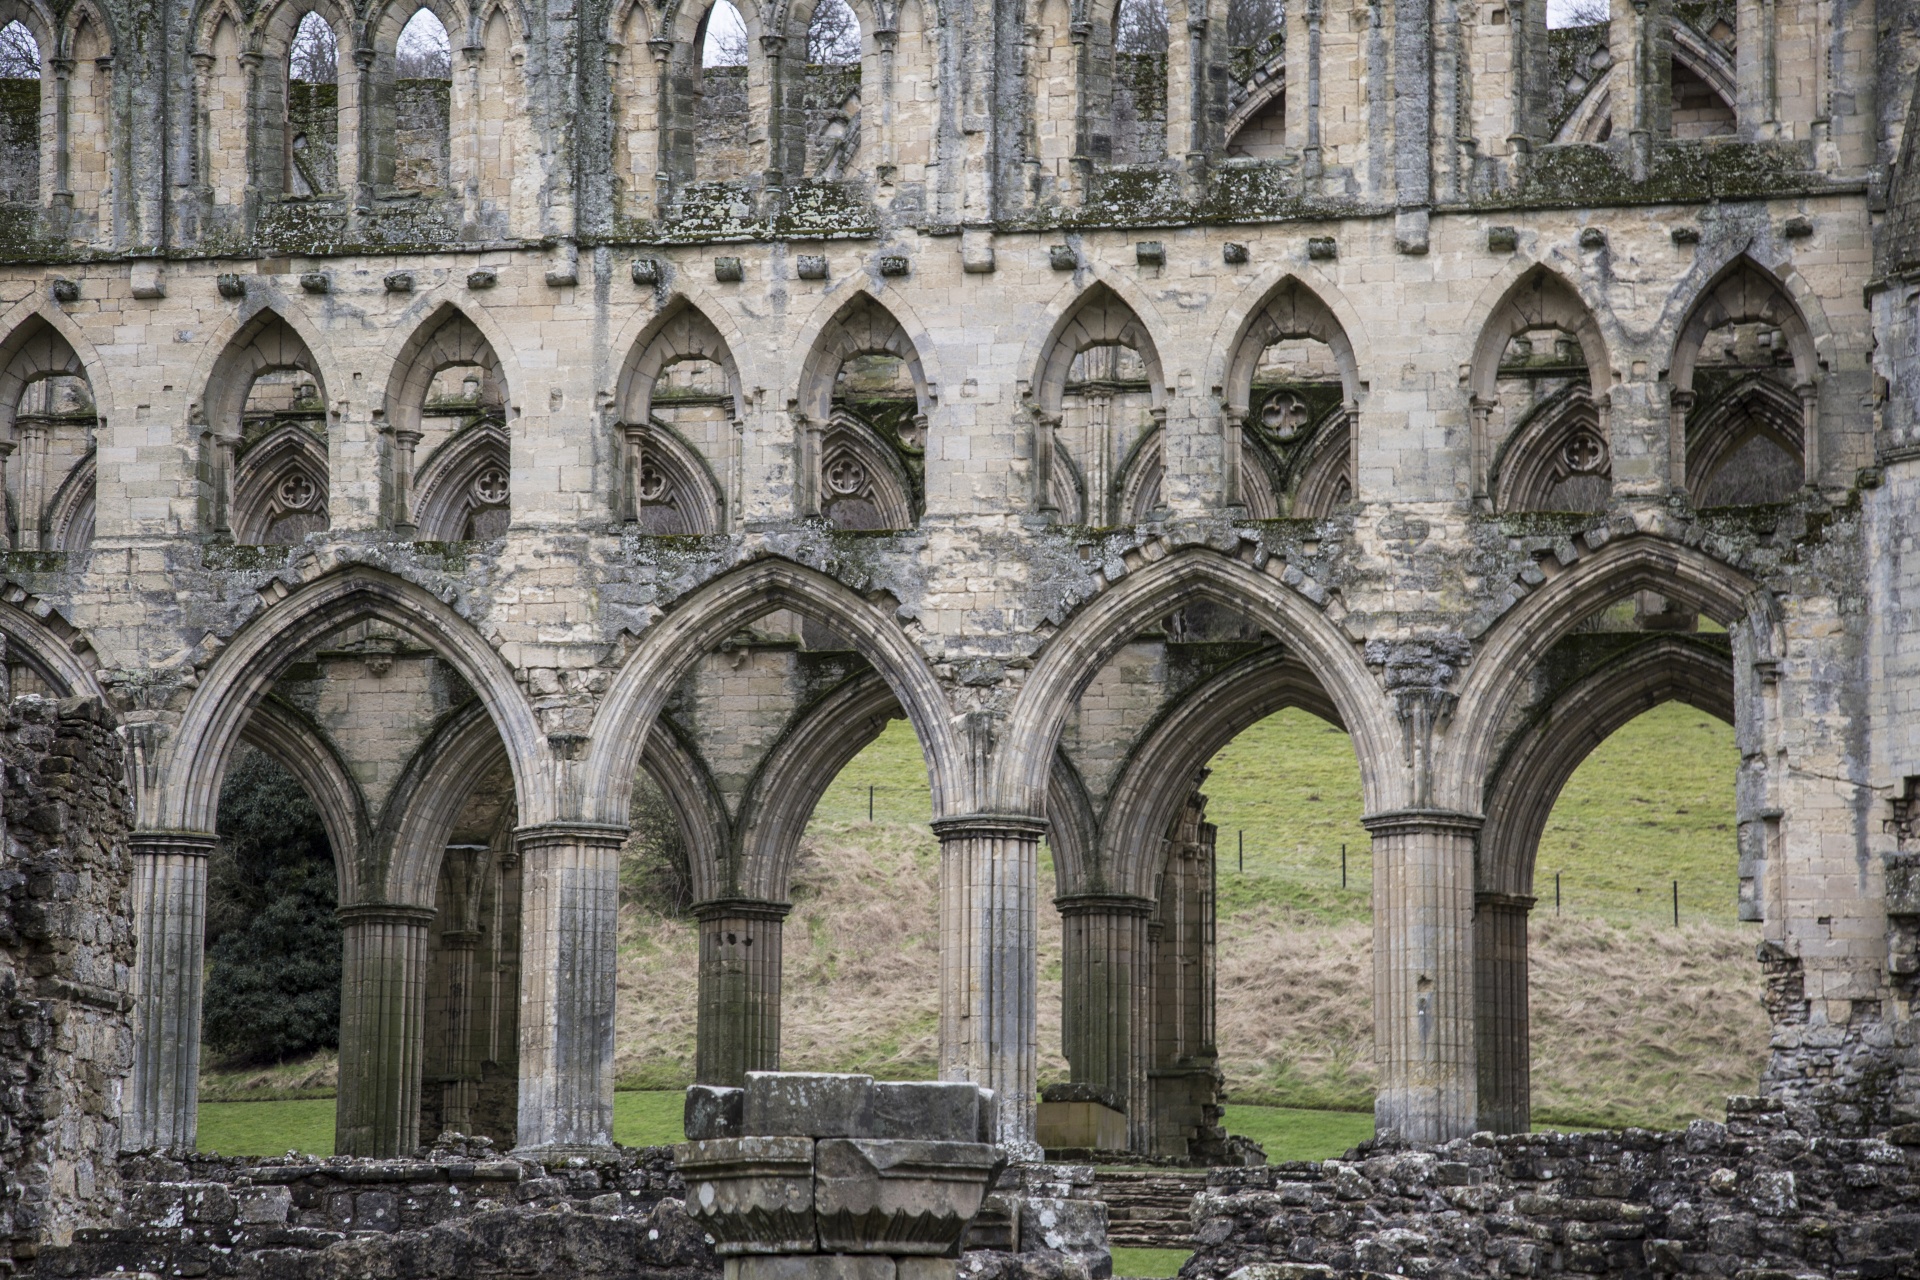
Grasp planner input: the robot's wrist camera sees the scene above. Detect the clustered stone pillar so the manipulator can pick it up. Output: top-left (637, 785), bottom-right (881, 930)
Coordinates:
top-left (334, 903), bottom-right (434, 1157)
top-left (1473, 890), bottom-right (1534, 1135)
top-left (933, 815), bottom-right (1044, 1156)
top-left (125, 830), bottom-right (217, 1153)
top-left (1148, 794), bottom-right (1222, 1159)
top-left (694, 898), bottom-right (790, 1087)
top-left (514, 821), bottom-right (627, 1154)
top-left (1363, 809), bottom-right (1482, 1144)
top-left (1055, 893), bottom-right (1152, 1147)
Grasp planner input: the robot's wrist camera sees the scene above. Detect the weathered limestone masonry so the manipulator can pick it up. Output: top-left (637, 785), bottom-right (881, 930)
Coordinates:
top-left (0, 694), bottom-right (134, 1261)
top-left (1182, 1100), bottom-right (1920, 1279)
top-left (0, 0), bottom-right (1918, 1233)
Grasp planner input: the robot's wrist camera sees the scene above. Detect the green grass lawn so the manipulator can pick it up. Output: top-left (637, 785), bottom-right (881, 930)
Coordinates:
top-left (613, 1088), bottom-right (688, 1147)
top-left (1110, 1247), bottom-right (1192, 1278)
top-left (198, 1097), bottom-right (337, 1157)
top-left (1221, 1103), bottom-right (1373, 1161)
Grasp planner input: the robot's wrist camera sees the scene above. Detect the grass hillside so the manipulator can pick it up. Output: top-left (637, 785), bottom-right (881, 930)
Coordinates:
top-left (613, 704), bottom-right (1768, 1131)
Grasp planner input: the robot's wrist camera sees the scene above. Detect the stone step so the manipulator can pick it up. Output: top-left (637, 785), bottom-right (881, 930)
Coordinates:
top-left (1089, 1169), bottom-right (1210, 1250)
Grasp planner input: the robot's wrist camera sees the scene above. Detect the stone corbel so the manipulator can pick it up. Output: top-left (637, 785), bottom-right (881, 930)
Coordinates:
top-left (1393, 686), bottom-right (1458, 809)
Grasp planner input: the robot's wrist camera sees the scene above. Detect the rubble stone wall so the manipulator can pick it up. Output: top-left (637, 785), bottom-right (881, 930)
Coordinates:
top-left (1183, 1099), bottom-right (1920, 1280)
top-left (0, 695), bottom-right (134, 1260)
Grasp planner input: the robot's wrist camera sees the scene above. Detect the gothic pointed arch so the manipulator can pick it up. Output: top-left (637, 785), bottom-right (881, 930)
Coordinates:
top-left (994, 548), bottom-right (1397, 818)
top-left (580, 557), bottom-right (968, 825)
top-left (1441, 536), bottom-right (1767, 806)
top-left (1467, 266), bottom-right (1612, 510)
top-left (0, 313), bottom-right (97, 549)
top-left (202, 307), bottom-right (330, 542)
top-left (1033, 284), bottom-right (1166, 525)
top-left (797, 292), bottom-right (929, 528)
top-left (617, 300), bottom-right (742, 530)
top-left (412, 420), bottom-right (510, 539)
top-left (1221, 276), bottom-right (1357, 516)
top-left (149, 564), bottom-right (550, 838)
top-left (0, 591), bottom-right (102, 699)
top-left (1489, 383), bottom-right (1610, 513)
top-left (384, 304), bottom-right (508, 533)
top-left (1670, 256), bottom-right (1817, 499)
top-left (240, 693), bottom-right (376, 903)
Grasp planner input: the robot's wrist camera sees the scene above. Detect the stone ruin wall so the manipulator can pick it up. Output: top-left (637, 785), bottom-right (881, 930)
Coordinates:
top-left (0, 692), bottom-right (132, 1262)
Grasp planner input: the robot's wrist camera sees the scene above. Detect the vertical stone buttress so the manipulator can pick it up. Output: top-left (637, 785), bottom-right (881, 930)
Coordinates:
top-left (1364, 809), bottom-right (1482, 1143)
top-left (1473, 891), bottom-right (1533, 1134)
top-left (1056, 893), bottom-right (1153, 1149)
top-left (334, 904), bottom-right (434, 1157)
top-left (693, 898), bottom-right (789, 1087)
top-left (935, 815), bottom-right (1045, 1156)
top-left (514, 822), bottom-right (626, 1153)
top-left (1148, 797), bottom-right (1223, 1160)
top-left (125, 831), bottom-right (217, 1153)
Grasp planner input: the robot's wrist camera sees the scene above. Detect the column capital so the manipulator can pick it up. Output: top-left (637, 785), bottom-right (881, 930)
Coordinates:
top-left (132, 830), bottom-right (219, 858)
top-left (691, 896), bottom-right (793, 923)
top-left (514, 821), bottom-right (630, 853)
top-left (1054, 892), bottom-right (1155, 918)
top-left (930, 813), bottom-right (1048, 840)
top-left (336, 902), bottom-right (437, 927)
top-left (1360, 808), bottom-right (1484, 837)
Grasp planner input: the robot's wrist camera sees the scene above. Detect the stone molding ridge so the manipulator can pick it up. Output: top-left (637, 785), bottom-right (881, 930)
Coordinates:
top-left (1052, 892), bottom-right (1156, 916)
top-left (929, 813), bottom-right (1051, 839)
top-left (513, 820), bottom-right (632, 850)
top-left (334, 902), bottom-right (440, 926)
top-left (1359, 807), bottom-right (1486, 836)
top-left (1473, 890), bottom-right (1537, 910)
top-left (692, 896), bottom-right (796, 922)
top-left (129, 829), bottom-right (220, 857)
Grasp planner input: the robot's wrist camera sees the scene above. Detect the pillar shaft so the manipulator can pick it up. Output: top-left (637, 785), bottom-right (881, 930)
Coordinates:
top-left (125, 831), bottom-right (216, 1152)
top-left (934, 814), bottom-right (1044, 1156)
top-left (1363, 808), bottom-right (1482, 1144)
top-left (1474, 892), bottom-right (1533, 1135)
top-left (1148, 799), bottom-right (1221, 1159)
top-left (1057, 894), bottom-right (1152, 1148)
top-left (335, 904), bottom-right (434, 1157)
top-left (514, 822), bottom-right (626, 1154)
top-left (694, 899), bottom-right (790, 1087)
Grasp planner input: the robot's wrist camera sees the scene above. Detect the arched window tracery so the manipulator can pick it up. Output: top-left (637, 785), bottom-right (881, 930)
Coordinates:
top-left (0, 317), bottom-right (97, 551)
top-left (797, 295), bottom-right (928, 531)
top-left (385, 307), bottom-right (510, 537)
top-left (799, 0), bottom-right (862, 181)
top-left (1033, 286), bottom-right (1164, 526)
top-left (390, 7), bottom-right (453, 193)
top-left (0, 17), bottom-right (42, 205)
top-left (285, 10), bottom-right (340, 195)
top-left (1224, 278), bottom-right (1361, 516)
top-left (1223, 0), bottom-right (1285, 158)
top-left (618, 304), bottom-right (742, 533)
top-left (1669, 258), bottom-right (1819, 504)
top-left (1103, 0), bottom-right (1169, 166)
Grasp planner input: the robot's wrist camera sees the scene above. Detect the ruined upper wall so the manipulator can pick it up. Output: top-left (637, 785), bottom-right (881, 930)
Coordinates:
top-left (0, 0), bottom-right (1904, 260)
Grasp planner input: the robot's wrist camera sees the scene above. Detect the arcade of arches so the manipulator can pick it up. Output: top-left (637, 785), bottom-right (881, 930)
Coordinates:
top-left (0, 0), bottom-right (1917, 1192)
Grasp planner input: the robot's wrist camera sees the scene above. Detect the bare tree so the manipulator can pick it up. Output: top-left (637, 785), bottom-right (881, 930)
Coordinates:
top-left (807, 0), bottom-right (861, 66)
top-left (1549, 0), bottom-right (1610, 27)
top-left (703, 0), bottom-right (749, 67)
top-left (289, 11), bottom-right (338, 83)
top-left (1115, 0), bottom-right (1169, 54)
top-left (0, 20), bottom-right (41, 79)
top-left (396, 7), bottom-right (452, 78)
top-left (1226, 0), bottom-right (1285, 52)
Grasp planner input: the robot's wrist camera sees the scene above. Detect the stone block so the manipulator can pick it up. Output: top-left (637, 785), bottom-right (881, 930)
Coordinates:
top-left (729, 1256), bottom-right (898, 1280)
top-left (675, 1135), bottom-right (817, 1255)
top-left (745, 1072), bottom-right (874, 1137)
top-left (688, 1084), bottom-right (746, 1140)
top-left (813, 1138), bottom-right (1004, 1255)
top-left (870, 1082), bottom-right (984, 1142)
top-left (1035, 1101), bottom-right (1126, 1152)
top-left (235, 1186), bottom-right (292, 1225)
top-left (1015, 1197), bottom-right (1107, 1256)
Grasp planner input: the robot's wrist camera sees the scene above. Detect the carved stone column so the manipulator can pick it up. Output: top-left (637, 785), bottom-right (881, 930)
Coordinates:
top-left (1473, 891), bottom-right (1534, 1134)
top-left (693, 898), bottom-right (790, 1086)
top-left (0, 439), bottom-right (15, 550)
top-left (390, 427), bottom-right (423, 535)
top-left (15, 417), bottom-right (47, 550)
top-left (1668, 387), bottom-right (1695, 497)
top-left (1363, 807), bottom-right (1482, 1144)
top-left (623, 422), bottom-right (648, 524)
top-left (124, 831), bottom-right (217, 1152)
top-left (514, 822), bottom-right (627, 1154)
top-left (934, 814), bottom-right (1045, 1156)
top-left (1056, 893), bottom-right (1153, 1149)
top-left (335, 903), bottom-right (435, 1157)
top-left (1148, 796), bottom-right (1222, 1160)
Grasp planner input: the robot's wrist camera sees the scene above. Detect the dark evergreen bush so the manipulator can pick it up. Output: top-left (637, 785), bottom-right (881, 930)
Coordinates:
top-left (202, 745), bottom-right (342, 1064)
